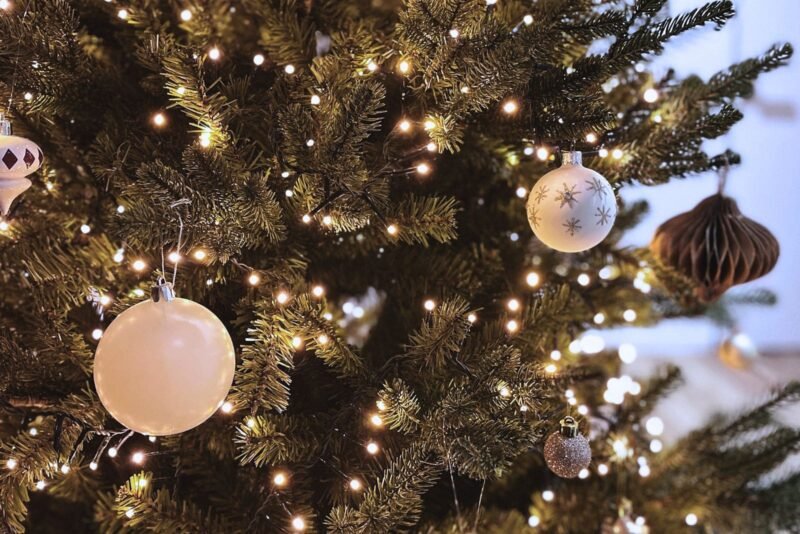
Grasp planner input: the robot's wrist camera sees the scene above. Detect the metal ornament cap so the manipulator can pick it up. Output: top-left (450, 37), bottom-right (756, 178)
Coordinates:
top-left (544, 416), bottom-right (592, 478)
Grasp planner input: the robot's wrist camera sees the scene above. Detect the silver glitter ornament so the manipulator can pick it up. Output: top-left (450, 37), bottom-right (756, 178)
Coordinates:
top-left (544, 416), bottom-right (592, 478)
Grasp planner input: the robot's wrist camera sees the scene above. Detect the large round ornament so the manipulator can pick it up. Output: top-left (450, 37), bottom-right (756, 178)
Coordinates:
top-left (94, 282), bottom-right (235, 436)
top-left (0, 116), bottom-right (43, 215)
top-left (527, 151), bottom-right (617, 253)
top-left (543, 416), bottom-right (592, 478)
top-left (650, 193), bottom-right (779, 302)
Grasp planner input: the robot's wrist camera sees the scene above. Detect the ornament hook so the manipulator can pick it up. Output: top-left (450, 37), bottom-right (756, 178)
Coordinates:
top-left (559, 416), bottom-right (579, 437)
top-left (151, 277), bottom-right (176, 302)
top-left (561, 150), bottom-right (582, 166)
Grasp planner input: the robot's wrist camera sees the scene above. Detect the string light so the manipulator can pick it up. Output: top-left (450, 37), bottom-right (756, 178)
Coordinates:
top-left (386, 224), bottom-right (398, 236)
top-left (199, 129), bottom-right (212, 147)
top-left (29, 427), bottom-right (38, 436)
top-left (117, 8), bottom-right (129, 20)
top-left (246, 417), bottom-right (256, 429)
top-left (578, 468), bottom-right (590, 479)
top-left (131, 451), bottom-right (145, 465)
top-left (426, 142), bottom-right (437, 152)
top-left (507, 298), bottom-right (520, 312)
top-left (23, 92), bottom-right (32, 101)
top-left (253, 54), bottom-right (265, 66)
top-left (180, 8), bottom-right (192, 21)
top-left (0, 221), bottom-right (9, 232)
top-left (398, 59), bottom-right (411, 74)
top-left (612, 148), bottom-right (624, 160)
top-left (685, 513), bottom-right (698, 526)
top-left (306, 138), bottom-right (315, 147)
top-left (80, 224), bottom-right (91, 234)
top-left (618, 343), bottom-right (637, 363)
top-left (152, 112), bottom-right (166, 127)
top-left (505, 319), bottom-right (519, 333)
top-left (650, 439), bottom-right (663, 453)
top-left (0, 0), bottom-right (10, 11)
top-left (35, 480), bottom-right (46, 490)
top-left (448, 28), bottom-right (460, 38)
top-left (369, 414), bottom-right (383, 427)
top-left (108, 447), bottom-right (118, 458)
top-left (423, 299), bottom-right (435, 311)
top-left (645, 416), bottom-right (664, 436)
top-left (598, 148), bottom-right (609, 158)
top-left (542, 490), bottom-right (555, 502)
top-left (291, 336), bottom-right (303, 349)
top-left (536, 147), bottom-right (549, 161)
top-left (577, 273), bottom-right (591, 286)
top-left (273, 472), bottom-right (288, 486)
top-left (416, 162), bottom-right (431, 175)
top-left (623, 309), bottom-right (637, 322)
top-left (317, 333), bottom-right (329, 346)
top-left (284, 64), bottom-right (296, 74)
top-left (6, 459), bottom-right (17, 470)
top-left (528, 515), bottom-right (540, 527)
top-left (593, 312), bottom-right (605, 324)
top-left (291, 516), bottom-right (306, 531)
top-left (148, 436), bottom-right (157, 443)
top-left (311, 285), bottom-right (325, 298)
top-left (585, 132), bottom-right (598, 143)
top-left (132, 259), bottom-right (147, 272)
top-left (208, 47), bottom-right (221, 61)
top-left (499, 386), bottom-right (511, 398)
top-left (91, 328), bottom-right (103, 341)
top-left (322, 215), bottom-right (332, 226)
top-left (349, 478), bottom-right (363, 491)
top-left (125, 509), bottom-right (135, 519)
top-left (643, 88), bottom-right (659, 103)
top-left (523, 14), bottom-right (533, 25)
top-left (366, 60), bottom-right (379, 72)
top-left (220, 401), bottom-right (234, 414)
top-left (302, 214), bottom-right (312, 224)
top-left (467, 313), bottom-right (477, 323)
top-left (523, 271), bottom-right (540, 288)
top-left (167, 251), bottom-right (181, 263)
top-left (310, 94), bottom-right (321, 105)
top-left (545, 363), bottom-right (557, 373)
top-left (247, 273), bottom-right (261, 286)
top-left (89, 461), bottom-right (98, 471)
top-left (597, 463), bottom-right (609, 476)
top-left (276, 291), bottom-right (290, 304)
top-left (366, 441), bottom-right (379, 455)
top-left (192, 249), bottom-right (207, 261)
top-left (460, 85), bottom-right (470, 94)
top-left (515, 186), bottom-right (527, 198)
top-left (99, 294), bottom-right (112, 306)
top-left (423, 119), bottom-right (436, 130)
top-left (550, 350), bottom-right (561, 361)
top-left (376, 400), bottom-right (387, 411)
top-left (502, 99), bottom-right (519, 114)
top-left (577, 404), bottom-right (589, 415)
top-left (398, 119), bottom-right (411, 132)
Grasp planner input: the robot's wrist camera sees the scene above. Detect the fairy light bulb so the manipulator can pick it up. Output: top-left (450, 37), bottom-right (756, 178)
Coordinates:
top-left (220, 401), bottom-right (233, 413)
top-left (423, 119), bottom-right (436, 130)
top-left (515, 186), bottom-right (527, 199)
top-left (542, 490), bottom-right (554, 502)
top-left (577, 404), bottom-right (589, 415)
top-left (597, 463), bottom-right (609, 476)
top-left (284, 64), bottom-right (296, 74)
top-left (545, 363), bottom-right (557, 373)
top-left (291, 336), bottom-right (303, 349)
top-left (416, 162), bottom-right (431, 175)
top-left (623, 309), bottom-right (637, 322)
top-left (180, 9), bottom-right (192, 21)
top-left (423, 299), bottom-right (435, 311)
top-left (366, 441), bottom-right (379, 455)
top-left (598, 148), bottom-right (609, 158)
top-left (507, 298), bottom-right (520, 312)
top-left (309, 94), bottom-right (321, 106)
top-left (291, 516), bottom-right (306, 531)
top-left (302, 214), bottom-right (312, 224)
top-left (131, 451), bottom-right (145, 465)
top-left (505, 319), bottom-right (519, 333)
top-left (273, 472), bottom-right (287, 486)
top-left (578, 468), bottom-right (589, 479)
top-left (148, 436), bottom-right (156, 443)
top-left (253, 53), bottom-right (265, 66)
top-left (593, 312), bottom-right (605, 324)
top-left (523, 14), bottom-right (533, 25)
top-left (386, 224), bottom-right (398, 235)
top-left (645, 416), bottom-right (664, 436)
top-left (29, 427), bottom-right (38, 436)
top-left (322, 214), bottom-right (332, 226)
top-left (35, 480), bottom-right (46, 490)
top-left (536, 147), bottom-right (549, 161)
top-left (398, 60), bottom-right (411, 74)
top-left (167, 251), bottom-right (181, 263)
top-left (585, 132), bottom-right (598, 143)
top-left (192, 249), bottom-right (207, 261)
top-left (132, 259), bottom-right (147, 272)
top-left (612, 148), bottom-right (624, 160)
top-left (685, 513), bottom-right (698, 526)
top-left (117, 8), bottom-right (129, 19)
top-left (370, 414), bottom-right (383, 427)
top-left (460, 85), bottom-right (470, 94)
top-left (650, 439), bottom-right (663, 453)
top-left (152, 112), bottom-right (166, 127)
top-left (6, 458), bottom-right (17, 470)
top-left (643, 88), bottom-right (659, 103)
top-left (577, 274), bottom-right (591, 286)
top-left (467, 313), bottom-right (477, 323)
top-left (89, 461), bottom-right (98, 470)
top-left (448, 28), bottom-right (460, 38)
top-left (208, 47), bottom-right (221, 61)
top-left (91, 328), bottom-right (103, 341)
top-left (246, 417), bottom-right (256, 429)
top-left (317, 333), bottom-right (329, 346)
top-left (80, 224), bottom-right (91, 234)
top-left (107, 447), bottom-right (118, 458)
top-left (618, 343), bottom-right (637, 364)
top-left (550, 350), bottom-right (561, 361)
top-left (349, 478), bottom-right (362, 491)
top-left (0, 0), bottom-right (11, 11)
top-left (0, 221), bottom-right (9, 232)
top-left (276, 291), bottom-right (290, 304)
top-left (306, 138), bottom-right (315, 147)
top-left (398, 119), bottom-right (411, 132)
top-left (311, 285), bottom-right (325, 298)
top-left (125, 509), bottom-right (134, 518)
top-left (502, 99), bottom-right (519, 114)
top-left (99, 294), bottom-right (112, 306)
top-left (376, 400), bottom-right (387, 411)
top-left (199, 130), bottom-right (212, 147)
top-left (499, 386), bottom-right (511, 397)
top-left (528, 515), bottom-right (540, 527)
top-left (247, 273), bottom-right (261, 286)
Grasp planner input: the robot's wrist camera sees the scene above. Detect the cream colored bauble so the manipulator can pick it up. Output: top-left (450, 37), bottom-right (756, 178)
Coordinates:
top-left (94, 283), bottom-right (235, 436)
top-left (526, 151), bottom-right (616, 252)
top-left (0, 116), bottom-right (42, 215)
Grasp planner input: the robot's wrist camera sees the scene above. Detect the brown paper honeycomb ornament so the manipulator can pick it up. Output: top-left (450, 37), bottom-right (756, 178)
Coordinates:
top-left (650, 193), bottom-right (779, 302)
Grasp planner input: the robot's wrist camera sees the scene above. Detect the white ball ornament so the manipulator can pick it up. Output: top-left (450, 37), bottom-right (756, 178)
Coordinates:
top-left (0, 115), bottom-right (43, 215)
top-left (93, 282), bottom-right (235, 436)
top-left (526, 151), bottom-right (616, 252)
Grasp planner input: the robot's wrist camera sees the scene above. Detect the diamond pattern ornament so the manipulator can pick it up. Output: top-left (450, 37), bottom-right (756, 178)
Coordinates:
top-left (0, 118), bottom-right (43, 215)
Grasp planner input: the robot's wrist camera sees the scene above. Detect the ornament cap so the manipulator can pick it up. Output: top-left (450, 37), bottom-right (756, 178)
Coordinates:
top-left (561, 150), bottom-right (582, 166)
top-left (559, 416), bottom-right (580, 438)
top-left (151, 278), bottom-right (176, 302)
top-left (0, 114), bottom-right (11, 136)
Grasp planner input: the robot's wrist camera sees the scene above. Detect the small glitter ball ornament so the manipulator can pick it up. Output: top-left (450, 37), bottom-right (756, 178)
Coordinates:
top-left (94, 281), bottom-right (235, 436)
top-left (0, 114), bottom-right (43, 215)
top-left (544, 416), bottom-right (592, 478)
top-left (527, 151), bottom-right (616, 252)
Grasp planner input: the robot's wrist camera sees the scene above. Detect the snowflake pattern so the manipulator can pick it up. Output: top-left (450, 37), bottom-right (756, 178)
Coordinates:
top-left (555, 182), bottom-right (580, 209)
top-left (585, 176), bottom-right (609, 200)
top-left (527, 204), bottom-right (541, 229)
top-left (533, 184), bottom-right (549, 204)
top-left (563, 217), bottom-right (582, 236)
top-left (595, 205), bottom-right (612, 226)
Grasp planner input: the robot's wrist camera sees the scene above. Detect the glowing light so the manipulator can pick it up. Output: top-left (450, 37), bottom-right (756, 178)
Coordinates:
top-left (208, 47), bottom-right (221, 61)
top-left (580, 334), bottom-right (605, 354)
top-left (276, 291), bottom-right (290, 304)
top-left (366, 60), bottom-right (378, 72)
top-left (291, 336), bottom-right (304, 349)
top-left (221, 401), bottom-right (233, 414)
top-left (317, 334), bottom-right (329, 346)
top-left (108, 447), bottom-right (118, 458)
top-left (248, 273), bottom-right (261, 286)
top-left (507, 298), bottom-right (521, 312)
top-left (650, 439), bottom-right (663, 453)
top-left (192, 249), bottom-right (207, 261)
top-left (514, 186), bottom-right (528, 199)
top-left (528, 515), bottom-right (540, 527)
top-left (284, 64), bottom-right (296, 74)
top-left (148, 436), bottom-right (157, 443)
top-left (585, 132), bottom-right (598, 143)
top-left (273, 472), bottom-right (287, 486)
top-left (467, 313), bottom-right (477, 323)
top-left (506, 319), bottom-right (519, 333)
top-left (131, 452), bottom-right (145, 465)
top-left (349, 478), bottom-right (363, 491)
top-left (302, 214), bottom-right (312, 224)
top-left (536, 147), bottom-right (549, 161)
top-left (593, 312), bottom-right (605, 324)
top-left (125, 509), bottom-right (135, 518)
top-left (643, 88), bottom-right (659, 103)
top-left (306, 138), bottom-right (315, 147)
top-left (152, 112), bottom-right (166, 127)
top-left (618, 343), bottom-right (637, 364)
top-left (246, 418), bottom-right (256, 429)
top-left (29, 427), bottom-right (38, 436)
top-left (638, 464), bottom-right (650, 477)
top-left (80, 224), bottom-right (91, 234)
top-left (502, 100), bottom-right (519, 114)
top-left (426, 142), bottom-right (437, 152)
top-left (685, 513), bottom-right (698, 526)
top-left (499, 386), bottom-right (511, 398)
top-left (545, 363), bottom-right (557, 373)
top-left (180, 9), bottom-right (192, 21)
top-left (311, 285), bottom-right (325, 298)
top-left (578, 468), bottom-right (590, 479)
top-left (117, 9), bottom-right (129, 20)
top-left (398, 119), bottom-right (411, 132)
top-left (322, 215), bottom-right (332, 226)
top-left (423, 119), bottom-right (436, 131)
top-left (577, 404), bottom-right (589, 415)
top-left (167, 251), bottom-right (181, 263)
top-left (623, 309), bottom-right (637, 322)
top-left (542, 490), bottom-right (554, 502)
top-left (370, 414), bottom-right (383, 427)
top-left (612, 148), bottom-right (624, 160)
top-left (645, 416), bottom-right (664, 436)
top-left (550, 350), bottom-right (561, 361)
top-left (448, 28), bottom-right (460, 38)
top-left (89, 461), bottom-right (98, 471)
top-left (132, 259), bottom-right (147, 272)
top-left (386, 224), bottom-right (398, 235)
top-left (291, 516), bottom-right (306, 531)
top-left (253, 53), bottom-right (265, 66)
top-left (612, 438), bottom-right (629, 459)
top-left (0, 0), bottom-right (10, 11)
top-left (113, 249), bottom-right (124, 263)
top-left (35, 480), bottom-right (45, 490)
top-left (310, 94), bottom-right (321, 105)
top-left (569, 339), bottom-right (582, 353)
top-left (598, 148), bottom-right (609, 158)
top-left (376, 400), bottom-right (387, 411)
top-left (416, 162), bottom-right (431, 175)
top-left (523, 14), bottom-right (533, 25)
top-left (0, 221), bottom-right (9, 232)
top-left (6, 459), bottom-right (17, 470)
top-left (597, 463), bottom-right (609, 476)
top-left (577, 273), bottom-right (591, 286)
top-left (526, 271), bottom-right (540, 287)
top-left (423, 299), bottom-right (436, 311)
top-left (460, 85), bottom-right (470, 94)
top-left (366, 441), bottom-right (379, 454)
top-left (91, 328), bottom-right (104, 341)
top-left (398, 60), bottom-right (411, 74)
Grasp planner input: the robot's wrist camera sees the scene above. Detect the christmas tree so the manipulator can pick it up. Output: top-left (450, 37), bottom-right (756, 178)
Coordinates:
top-left (1, 0), bottom-right (797, 532)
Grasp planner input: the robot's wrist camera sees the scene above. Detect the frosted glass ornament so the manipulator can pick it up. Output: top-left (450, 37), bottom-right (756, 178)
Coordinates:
top-left (0, 116), bottom-right (43, 215)
top-left (94, 283), bottom-right (235, 436)
top-left (526, 151), bottom-right (616, 252)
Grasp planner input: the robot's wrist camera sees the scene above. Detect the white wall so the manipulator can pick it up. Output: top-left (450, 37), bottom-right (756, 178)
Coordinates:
top-left (605, 0), bottom-right (800, 357)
